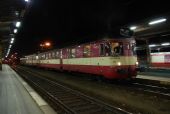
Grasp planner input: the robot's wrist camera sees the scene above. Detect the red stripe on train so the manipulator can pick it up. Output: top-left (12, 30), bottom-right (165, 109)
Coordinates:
top-left (38, 63), bottom-right (137, 79)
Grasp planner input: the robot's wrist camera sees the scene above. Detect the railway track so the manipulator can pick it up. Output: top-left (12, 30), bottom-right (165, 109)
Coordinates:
top-left (16, 67), bottom-right (132, 114)
top-left (112, 78), bottom-right (170, 99)
top-left (18, 66), bottom-right (170, 99)
top-left (130, 81), bottom-right (170, 97)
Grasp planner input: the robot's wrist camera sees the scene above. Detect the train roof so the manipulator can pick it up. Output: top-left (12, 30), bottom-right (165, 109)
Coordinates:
top-left (25, 37), bottom-right (135, 57)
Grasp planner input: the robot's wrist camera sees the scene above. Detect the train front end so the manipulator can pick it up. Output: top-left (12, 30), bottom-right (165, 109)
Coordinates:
top-left (102, 38), bottom-right (138, 79)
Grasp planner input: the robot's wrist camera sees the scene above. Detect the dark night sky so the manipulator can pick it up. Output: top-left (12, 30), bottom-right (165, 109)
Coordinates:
top-left (13, 0), bottom-right (170, 56)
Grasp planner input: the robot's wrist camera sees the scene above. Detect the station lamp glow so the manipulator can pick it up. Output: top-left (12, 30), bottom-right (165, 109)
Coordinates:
top-left (149, 18), bottom-right (167, 25)
top-left (10, 40), bottom-right (14, 44)
top-left (15, 12), bottom-right (19, 16)
top-left (45, 42), bottom-right (51, 47)
top-left (16, 21), bottom-right (21, 28)
top-left (149, 44), bottom-right (157, 47)
top-left (161, 42), bottom-right (170, 46)
top-left (11, 38), bottom-right (15, 41)
top-left (25, 0), bottom-right (31, 2)
top-left (14, 29), bottom-right (18, 33)
top-left (130, 26), bottom-right (137, 30)
top-left (10, 38), bottom-right (15, 44)
top-left (9, 45), bottom-right (12, 48)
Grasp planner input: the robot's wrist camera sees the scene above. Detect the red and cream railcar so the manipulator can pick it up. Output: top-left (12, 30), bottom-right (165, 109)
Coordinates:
top-left (23, 38), bottom-right (138, 79)
top-left (61, 38), bottom-right (137, 79)
top-left (37, 50), bottom-right (62, 69)
top-left (25, 54), bottom-right (38, 66)
top-left (150, 52), bottom-right (170, 68)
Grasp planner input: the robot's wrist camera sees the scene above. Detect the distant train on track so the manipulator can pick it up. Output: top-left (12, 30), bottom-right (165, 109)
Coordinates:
top-left (20, 38), bottom-right (138, 79)
top-left (150, 52), bottom-right (170, 68)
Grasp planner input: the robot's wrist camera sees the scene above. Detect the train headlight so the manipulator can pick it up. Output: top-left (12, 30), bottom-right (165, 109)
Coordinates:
top-left (117, 62), bottom-right (121, 66)
top-left (135, 61), bottom-right (139, 66)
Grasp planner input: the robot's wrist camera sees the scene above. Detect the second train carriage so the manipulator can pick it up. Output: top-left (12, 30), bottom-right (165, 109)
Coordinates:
top-left (150, 52), bottom-right (170, 68)
top-left (23, 38), bottom-right (138, 79)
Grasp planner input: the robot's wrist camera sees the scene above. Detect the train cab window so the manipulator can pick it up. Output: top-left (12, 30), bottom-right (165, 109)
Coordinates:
top-left (131, 43), bottom-right (137, 55)
top-left (111, 42), bottom-right (123, 56)
top-left (83, 45), bottom-right (91, 57)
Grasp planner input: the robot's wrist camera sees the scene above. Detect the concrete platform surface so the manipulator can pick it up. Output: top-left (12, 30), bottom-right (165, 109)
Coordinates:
top-left (0, 65), bottom-right (44, 114)
top-left (137, 75), bottom-right (170, 83)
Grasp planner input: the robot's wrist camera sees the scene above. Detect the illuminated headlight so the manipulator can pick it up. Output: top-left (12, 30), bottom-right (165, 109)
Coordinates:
top-left (136, 61), bottom-right (139, 65)
top-left (117, 62), bottom-right (121, 66)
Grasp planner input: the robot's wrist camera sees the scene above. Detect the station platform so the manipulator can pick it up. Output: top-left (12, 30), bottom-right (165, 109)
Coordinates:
top-left (0, 64), bottom-right (56, 114)
top-left (136, 66), bottom-right (170, 83)
top-left (137, 75), bottom-right (170, 83)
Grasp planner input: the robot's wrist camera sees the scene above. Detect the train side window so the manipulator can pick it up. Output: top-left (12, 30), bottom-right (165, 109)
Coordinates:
top-left (49, 53), bottom-right (51, 59)
top-left (52, 52), bottom-right (55, 59)
top-left (100, 43), bottom-right (112, 56)
top-left (100, 44), bottom-right (105, 56)
top-left (56, 51), bottom-right (59, 58)
top-left (71, 49), bottom-right (76, 58)
top-left (68, 49), bottom-right (71, 58)
top-left (42, 54), bottom-right (45, 60)
top-left (46, 53), bottom-right (48, 59)
top-left (105, 43), bottom-right (112, 56)
top-left (83, 45), bottom-right (91, 57)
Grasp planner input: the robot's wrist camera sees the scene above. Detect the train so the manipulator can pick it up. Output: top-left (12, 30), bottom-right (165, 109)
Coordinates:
top-left (20, 38), bottom-right (138, 79)
top-left (150, 52), bottom-right (170, 68)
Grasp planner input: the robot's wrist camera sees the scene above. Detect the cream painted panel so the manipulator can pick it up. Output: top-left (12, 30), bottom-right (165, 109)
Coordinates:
top-left (40, 59), bottom-right (60, 64)
top-left (151, 55), bottom-right (164, 63)
top-left (63, 56), bottom-right (137, 66)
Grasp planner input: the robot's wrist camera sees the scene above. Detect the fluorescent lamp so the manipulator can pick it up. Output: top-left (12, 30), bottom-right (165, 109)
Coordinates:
top-left (149, 18), bottom-right (167, 25)
top-left (16, 21), bottom-right (21, 28)
top-left (149, 44), bottom-right (157, 47)
top-left (10, 40), bottom-right (14, 44)
top-left (130, 26), bottom-right (137, 30)
top-left (14, 29), bottom-right (17, 33)
top-left (161, 43), bottom-right (170, 46)
top-left (11, 38), bottom-right (15, 41)
top-left (9, 45), bottom-right (12, 48)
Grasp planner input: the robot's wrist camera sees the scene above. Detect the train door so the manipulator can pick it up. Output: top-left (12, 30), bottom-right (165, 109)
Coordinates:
top-left (60, 50), bottom-right (63, 70)
top-left (99, 43), bottom-right (105, 75)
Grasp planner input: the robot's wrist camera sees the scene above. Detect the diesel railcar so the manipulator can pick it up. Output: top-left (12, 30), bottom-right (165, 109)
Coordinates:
top-left (21, 38), bottom-right (138, 79)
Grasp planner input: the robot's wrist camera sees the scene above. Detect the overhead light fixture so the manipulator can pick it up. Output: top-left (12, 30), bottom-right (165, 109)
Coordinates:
top-left (161, 43), bottom-right (170, 46)
top-left (11, 38), bottom-right (15, 41)
top-left (14, 29), bottom-right (18, 33)
top-left (15, 11), bottom-right (19, 16)
top-left (149, 18), bottom-right (167, 25)
top-left (10, 40), bottom-right (14, 44)
top-left (16, 21), bottom-right (21, 28)
top-left (9, 45), bottom-right (12, 48)
top-left (130, 26), bottom-right (137, 30)
top-left (25, 0), bottom-right (29, 2)
top-left (149, 44), bottom-right (158, 47)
